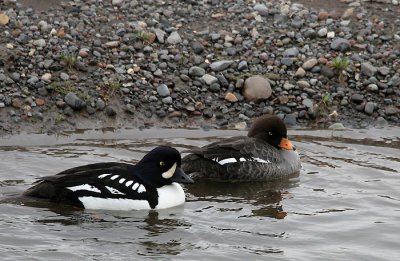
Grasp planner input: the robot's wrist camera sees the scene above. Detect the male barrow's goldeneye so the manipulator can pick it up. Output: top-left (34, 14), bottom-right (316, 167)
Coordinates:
top-left (24, 146), bottom-right (194, 210)
top-left (182, 114), bottom-right (301, 181)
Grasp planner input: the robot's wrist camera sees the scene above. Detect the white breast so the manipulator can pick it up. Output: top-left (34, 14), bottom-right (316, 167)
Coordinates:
top-left (155, 183), bottom-right (185, 210)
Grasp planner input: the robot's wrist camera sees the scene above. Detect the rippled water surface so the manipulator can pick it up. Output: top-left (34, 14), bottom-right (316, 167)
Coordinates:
top-left (0, 127), bottom-right (399, 260)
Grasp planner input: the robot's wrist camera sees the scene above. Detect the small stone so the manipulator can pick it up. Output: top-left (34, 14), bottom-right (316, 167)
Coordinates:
top-left (327, 32), bottom-right (335, 38)
top-left (105, 106), bottom-right (117, 116)
top-left (157, 84), bottom-right (170, 97)
top-left (302, 98), bottom-right (313, 108)
top-left (361, 62), bottom-right (377, 77)
top-left (330, 38), bottom-right (350, 52)
top-left (35, 98), bottom-right (45, 106)
top-left (342, 8), bottom-right (354, 19)
top-left (295, 67), bottom-right (306, 77)
top-left (243, 75), bottom-right (272, 102)
top-left (12, 98), bottom-right (22, 109)
top-left (162, 97), bottom-right (173, 104)
top-left (253, 3), bottom-right (268, 15)
top-left (283, 47), bottom-right (299, 57)
top-left (210, 60), bottom-right (234, 72)
top-left (79, 48), bottom-right (90, 58)
top-left (302, 58), bottom-right (318, 70)
top-left (112, 0), bottom-right (124, 6)
top-left (33, 39), bottom-right (46, 48)
top-left (367, 84), bottom-right (378, 92)
top-left (318, 27), bottom-right (328, 37)
top-left (374, 117), bottom-right (388, 128)
top-left (364, 102), bottom-right (374, 115)
top-left (191, 41), bottom-right (204, 54)
top-left (167, 31), bottom-right (182, 45)
top-left (378, 66), bottom-right (390, 76)
top-left (64, 92), bottom-right (85, 110)
top-left (153, 28), bottom-right (166, 43)
top-left (238, 61), bottom-right (248, 71)
top-left (41, 73), bottom-right (52, 81)
top-left (0, 13), bottom-right (10, 25)
top-left (202, 74), bottom-right (218, 85)
top-left (281, 57), bottom-right (294, 66)
top-left (385, 106), bottom-right (399, 116)
top-left (105, 41), bottom-right (120, 48)
top-left (189, 66), bottom-right (206, 77)
top-left (297, 80), bottom-right (310, 88)
top-left (350, 93), bottom-right (364, 103)
top-left (318, 11), bottom-right (329, 20)
top-left (60, 72), bottom-right (69, 81)
top-left (225, 92), bottom-right (238, 102)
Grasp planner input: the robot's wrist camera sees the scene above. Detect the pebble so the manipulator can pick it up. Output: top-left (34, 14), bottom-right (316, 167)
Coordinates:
top-left (64, 92), bottom-right (86, 110)
top-left (189, 66), bottom-right (206, 77)
top-left (302, 58), bottom-right (318, 70)
top-left (202, 74), bottom-right (218, 85)
top-left (361, 62), bottom-right (377, 77)
top-left (157, 84), bottom-right (170, 97)
top-left (167, 31), bottom-right (182, 45)
top-left (210, 60), bottom-right (234, 72)
top-left (364, 102), bottom-right (375, 115)
top-left (225, 92), bottom-right (238, 102)
top-left (330, 38), bottom-right (350, 51)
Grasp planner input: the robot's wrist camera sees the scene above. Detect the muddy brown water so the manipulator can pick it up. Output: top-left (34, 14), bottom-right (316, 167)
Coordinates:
top-left (0, 127), bottom-right (399, 260)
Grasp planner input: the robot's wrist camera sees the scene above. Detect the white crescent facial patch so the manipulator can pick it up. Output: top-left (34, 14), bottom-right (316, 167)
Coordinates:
top-left (162, 163), bottom-right (177, 179)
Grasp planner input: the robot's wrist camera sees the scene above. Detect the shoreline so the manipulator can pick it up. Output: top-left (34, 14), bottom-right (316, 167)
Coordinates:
top-left (0, 0), bottom-right (399, 137)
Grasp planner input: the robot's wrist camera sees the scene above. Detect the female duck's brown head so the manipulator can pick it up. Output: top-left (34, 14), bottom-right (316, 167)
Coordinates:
top-left (247, 115), bottom-right (294, 150)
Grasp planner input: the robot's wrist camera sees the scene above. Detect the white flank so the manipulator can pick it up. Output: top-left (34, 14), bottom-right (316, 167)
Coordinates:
top-left (252, 157), bottom-right (271, 164)
top-left (162, 163), bottom-right (177, 179)
top-left (213, 157), bottom-right (271, 165)
top-left (125, 180), bottom-right (133, 187)
top-left (217, 158), bottom-right (237, 165)
top-left (119, 178), bottom-right (126, 184)
top-left (155, 183), bottom-right (185, 209)
top-left (78, 197), bottom-right (151, 210)
top-left (106, 186), bottom-right (125, 195)
top-left (137, 184), bottom-right (146, 193)
top-left (98, 174), bottom-right (110, 179)
top-left (67, 184), bottom-right (101, 193)
top-left (132, 183), bottom-right (139, 190)
top-left (110, 175), bottom-right (119, 180)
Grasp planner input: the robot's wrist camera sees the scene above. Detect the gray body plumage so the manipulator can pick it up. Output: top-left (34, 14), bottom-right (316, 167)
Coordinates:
top-left (182, 136), bottom-right (301, 181)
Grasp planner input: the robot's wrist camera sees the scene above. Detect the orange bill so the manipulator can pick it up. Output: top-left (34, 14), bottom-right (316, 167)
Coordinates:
top-left (279, 138), bottom-right (294, 150)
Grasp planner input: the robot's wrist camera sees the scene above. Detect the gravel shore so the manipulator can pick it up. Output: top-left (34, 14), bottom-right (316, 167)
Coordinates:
top-left (0, 0), bottom-right (399, 136)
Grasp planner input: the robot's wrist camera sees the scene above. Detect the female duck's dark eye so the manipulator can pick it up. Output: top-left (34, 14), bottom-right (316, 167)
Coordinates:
top-left (159, 161), bottom-right (165, 167)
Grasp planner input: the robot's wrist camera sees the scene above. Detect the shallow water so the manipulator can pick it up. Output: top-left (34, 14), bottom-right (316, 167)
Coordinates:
top-left (0, 127), bottom-right (399, 261)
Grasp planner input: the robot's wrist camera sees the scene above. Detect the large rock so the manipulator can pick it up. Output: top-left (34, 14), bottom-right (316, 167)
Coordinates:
top-left (243, 75), bottom-right (272, 102)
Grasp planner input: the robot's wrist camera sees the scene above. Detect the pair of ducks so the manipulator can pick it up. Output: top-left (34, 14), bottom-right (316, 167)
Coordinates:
top-left (24, 115), bottom-right (301, 211)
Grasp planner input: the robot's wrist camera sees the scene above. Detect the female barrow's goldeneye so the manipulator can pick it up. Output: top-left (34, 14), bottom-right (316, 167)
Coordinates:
top-left (24, 146), bottom-right (194, 210)
top-left (182, 114), bottom-right (301, 181)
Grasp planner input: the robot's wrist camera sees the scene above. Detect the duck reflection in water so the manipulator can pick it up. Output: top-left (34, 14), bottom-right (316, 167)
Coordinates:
top-left (186, 178), bottom-right (299, 220)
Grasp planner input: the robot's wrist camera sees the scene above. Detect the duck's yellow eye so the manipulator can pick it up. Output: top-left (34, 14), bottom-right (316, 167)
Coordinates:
top-left (159, 161), bottom-right (165, 167)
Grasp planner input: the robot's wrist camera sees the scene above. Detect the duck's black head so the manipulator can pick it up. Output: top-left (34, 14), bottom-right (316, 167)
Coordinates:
top-left (136, 146), bottom-right (194, 187)
top-left (247, 115), bottom-right (294, 150)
